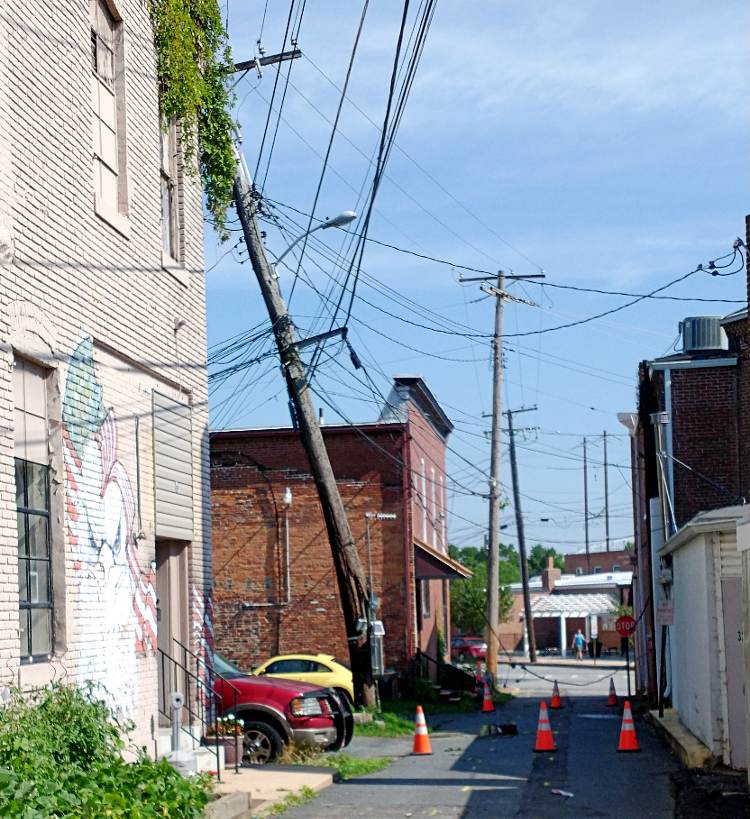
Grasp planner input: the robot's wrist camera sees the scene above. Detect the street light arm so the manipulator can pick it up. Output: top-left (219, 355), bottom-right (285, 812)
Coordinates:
top-left (274, 211), bottom-right (357, 267)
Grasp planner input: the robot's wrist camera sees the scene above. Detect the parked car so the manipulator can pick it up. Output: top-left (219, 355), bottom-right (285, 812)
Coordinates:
top-left (211, 652), bottom-right (353, 764)
top-left (253, 653), bottom-right (354, 706)
top-left (451, 636), bottom-right (487, 663)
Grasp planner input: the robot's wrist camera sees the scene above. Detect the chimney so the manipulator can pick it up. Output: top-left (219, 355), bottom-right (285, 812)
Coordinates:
top-left (541, 555), bottom-right (561, 592)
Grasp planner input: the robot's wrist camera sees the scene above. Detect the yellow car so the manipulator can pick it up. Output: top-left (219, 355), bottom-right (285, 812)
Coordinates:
top-left (254, 653), bottom-right (354, 706)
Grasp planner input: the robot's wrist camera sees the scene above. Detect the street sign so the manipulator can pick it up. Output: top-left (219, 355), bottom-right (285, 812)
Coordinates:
top-left (655, 599), bottom-right (673, 626)
top-left (615, 615), bottom-right (637, 637)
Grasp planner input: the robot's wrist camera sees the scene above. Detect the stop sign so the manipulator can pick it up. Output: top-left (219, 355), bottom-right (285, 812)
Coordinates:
top-left (615, 615), bottom-right (636, 637)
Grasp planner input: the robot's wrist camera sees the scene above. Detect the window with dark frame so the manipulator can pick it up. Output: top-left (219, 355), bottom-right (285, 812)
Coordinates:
top-left (16, 459), bottom-right (52, 660)
top-left (13, 359), bottom-right (53, 662)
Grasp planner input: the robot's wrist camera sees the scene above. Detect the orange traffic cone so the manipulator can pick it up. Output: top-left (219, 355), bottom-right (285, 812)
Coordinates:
top-left (606, 678), bottom-right (618, 708)
top-left (617, 701), bottom-right (640, 752)
top-left (550, 679), bottom-right (563, 709)
top-left (533, 702), bottom-right (557, 753)
top-left (412, 705), bottom-right (433, 755)
top-left (481, 679), bottom-right (495, 713)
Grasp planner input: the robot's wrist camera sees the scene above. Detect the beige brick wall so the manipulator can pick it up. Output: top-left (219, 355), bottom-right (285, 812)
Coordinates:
top-left (0, 0), bottom-right (211, 750)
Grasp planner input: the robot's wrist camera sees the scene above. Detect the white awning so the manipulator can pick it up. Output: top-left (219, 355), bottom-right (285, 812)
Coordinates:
top-left (526, 592), bottom-right (617, 619)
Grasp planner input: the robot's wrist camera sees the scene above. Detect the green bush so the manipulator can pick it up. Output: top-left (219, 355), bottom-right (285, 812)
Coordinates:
top-left (0, 683), bottom-right (212, 817)
top-left (412, 678), bottom-right (438, 704)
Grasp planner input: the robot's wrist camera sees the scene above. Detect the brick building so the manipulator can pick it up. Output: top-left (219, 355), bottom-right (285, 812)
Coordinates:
top-left (563, 547), bottom-right (633, 576)
top-left (0, 1), bottom-right (212, 748)
top-left (621, 224), bottom-right (749, 703)
top-left (210, 376), bottom-right (470, 682)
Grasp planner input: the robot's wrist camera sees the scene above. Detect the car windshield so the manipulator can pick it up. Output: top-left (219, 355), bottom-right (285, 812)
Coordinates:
top-left (213, 652), bottom-right (245, 676)
top-left (466, 640), bottom-right (485, 646)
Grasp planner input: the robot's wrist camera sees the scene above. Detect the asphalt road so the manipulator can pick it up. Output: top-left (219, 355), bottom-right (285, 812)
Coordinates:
top-left (497, 661), bottom-right (633, 699)
top-left (284, 668), bottom-right (677, 818)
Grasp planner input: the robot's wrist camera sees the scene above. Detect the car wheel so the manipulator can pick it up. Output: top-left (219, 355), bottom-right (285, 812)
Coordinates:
top-left (242, 720), bottom-right (284, 765)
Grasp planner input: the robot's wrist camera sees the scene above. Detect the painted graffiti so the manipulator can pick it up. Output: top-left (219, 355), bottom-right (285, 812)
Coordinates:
top-left (62, 337), bottom-right (157, 716)
top-left (192, 584), bottom-right (215, 705)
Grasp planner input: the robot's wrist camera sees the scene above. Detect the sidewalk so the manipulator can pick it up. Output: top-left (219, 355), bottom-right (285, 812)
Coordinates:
top-left (501, 655), bottom-right (627, 670)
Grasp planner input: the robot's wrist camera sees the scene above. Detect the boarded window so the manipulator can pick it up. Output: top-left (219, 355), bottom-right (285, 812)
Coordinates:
top-left (153, 392), bottom-right (193, 541)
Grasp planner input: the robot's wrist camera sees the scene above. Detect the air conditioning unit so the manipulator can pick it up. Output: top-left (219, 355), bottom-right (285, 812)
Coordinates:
top-left (679, 316), bottom-right (727, 353)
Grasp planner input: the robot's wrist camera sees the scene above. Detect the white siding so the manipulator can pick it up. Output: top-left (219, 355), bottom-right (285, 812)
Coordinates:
top-left (153, 392), bottom-right (194, 541)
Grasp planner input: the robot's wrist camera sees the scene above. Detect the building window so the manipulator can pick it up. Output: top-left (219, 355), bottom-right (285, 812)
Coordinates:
top-left (91, 0), bottom-right (127, 226)
top-left (612, 565), bottom-right (620, 573)
top-left (420, 458), bottom-right (427, 542)
top-left (160, 120), bottom-right (180, 262)
top-left (593, 566), bottom-right (601, 574)
top-left (430, 467), bottom-right (436, 546)
top-left (421, 579), bottom-right (431, 619)
top-left (575, 567), bottom-right (583, 576)
top-left (13, 359), bottom-right (53, 661)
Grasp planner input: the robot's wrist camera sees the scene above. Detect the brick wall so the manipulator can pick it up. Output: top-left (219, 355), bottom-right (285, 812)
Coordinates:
top-left (564, 550), bottom-right (634, 575)
top-left (210, 425), bottom-right (412, 673)
top-left (670, 366), bottom-right (739, 526)
top-left (0, 1), bottom-right (209, 748)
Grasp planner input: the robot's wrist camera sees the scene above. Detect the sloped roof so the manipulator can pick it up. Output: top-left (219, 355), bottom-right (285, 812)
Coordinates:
top-left (528, 593), bottom-right (617, 619)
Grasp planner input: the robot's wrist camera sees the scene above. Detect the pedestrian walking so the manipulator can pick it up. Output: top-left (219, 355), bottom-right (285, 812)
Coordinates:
top-left (572, 629), bottom-right (586, 660)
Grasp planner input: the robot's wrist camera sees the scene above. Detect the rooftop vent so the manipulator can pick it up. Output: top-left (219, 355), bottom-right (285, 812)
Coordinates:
top-left (679, 316), bottom-right (728, 353)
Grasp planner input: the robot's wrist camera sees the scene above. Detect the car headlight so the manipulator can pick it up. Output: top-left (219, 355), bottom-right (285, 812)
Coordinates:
top-left (290, 697), bottom-right (324, 717)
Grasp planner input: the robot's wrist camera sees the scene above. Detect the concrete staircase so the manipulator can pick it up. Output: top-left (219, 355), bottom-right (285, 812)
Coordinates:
top-left (156, 725), bottom-right (224, 774)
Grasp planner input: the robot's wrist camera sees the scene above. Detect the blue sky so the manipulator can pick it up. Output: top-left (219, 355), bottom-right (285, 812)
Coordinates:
top-left (206, 1), bottom-right (749, 555)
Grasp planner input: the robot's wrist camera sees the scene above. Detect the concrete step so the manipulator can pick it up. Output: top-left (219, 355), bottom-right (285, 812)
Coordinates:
top-left (155, 725), bottom-right (207, 759)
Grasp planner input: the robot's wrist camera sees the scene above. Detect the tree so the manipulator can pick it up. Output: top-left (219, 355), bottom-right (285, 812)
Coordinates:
top-left (527, 544), bottom-right (565, 575)
top-left (448, 544), bottom-right (520, 634)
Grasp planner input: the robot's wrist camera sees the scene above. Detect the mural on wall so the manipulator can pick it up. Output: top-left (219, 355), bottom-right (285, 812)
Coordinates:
top-left (192, 584), bottom-right (215, 703)
top-left (62, 337), bottom-right (157, 717)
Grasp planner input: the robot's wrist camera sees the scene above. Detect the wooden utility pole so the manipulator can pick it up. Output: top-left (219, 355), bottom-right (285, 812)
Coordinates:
top-left (486, 270), bottom-right (505, 678)
top-left (506, 407), bottom-right (537, 662)
top-left (230, 57), bottom-right (373, 705)
top-left (583, 437), bottom-right (590, 572)
top-left (603, 430), bottom-right (610, 552)
top-left (459, 270), bottom-right (544, 679)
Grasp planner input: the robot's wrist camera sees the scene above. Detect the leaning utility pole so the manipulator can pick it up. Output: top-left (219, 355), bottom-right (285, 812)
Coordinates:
top-left (583, 437), bottom-right (590, 572)
top-left (230, 118), bottom-right (373, 705)
top-left (603, 430), bottom-right (610, 552)
top-left (459, 270), bottom-right (544, 678)
top-left (506, 407), bottom-right (537, 663)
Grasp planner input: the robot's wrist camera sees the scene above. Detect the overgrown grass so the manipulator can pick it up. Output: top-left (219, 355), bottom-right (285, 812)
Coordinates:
top-left (276, 745), bottom-right (392, 782)
top-left (356, 710), bottom-right (414, 737)
top-left (267, 785), bottom-right (318, 815)
top-left (320, 754), bottom-right (392, 780)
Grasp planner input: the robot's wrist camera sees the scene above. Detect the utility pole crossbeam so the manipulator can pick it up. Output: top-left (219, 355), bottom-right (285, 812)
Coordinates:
top-left (506, 406), bottom-right (537, 663)
top-left (459, 270), bottom-right (544, 679)
top-left (231, 138), bottom-right (374, 707)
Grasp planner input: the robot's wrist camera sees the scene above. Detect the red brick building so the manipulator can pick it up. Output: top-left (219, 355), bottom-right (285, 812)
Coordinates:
top-left (209, 377), bottom-right (470, 679)
top-left (621, 219), bottom-right (749, 702)
top-left (564, 548), bottom-right (633, 576)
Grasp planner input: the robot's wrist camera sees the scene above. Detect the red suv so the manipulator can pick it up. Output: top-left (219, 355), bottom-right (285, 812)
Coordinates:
top-left (211, 653), bottom-right (353, 764)
top-left (451, 636), bottom-right (487, 663)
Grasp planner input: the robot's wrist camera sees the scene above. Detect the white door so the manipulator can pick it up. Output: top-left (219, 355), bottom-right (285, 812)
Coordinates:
top-left (721, 577), bottom-right (747, 769)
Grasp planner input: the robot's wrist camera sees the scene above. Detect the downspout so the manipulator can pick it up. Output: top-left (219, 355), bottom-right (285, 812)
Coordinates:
top-left (401, 427), bottom-right (416, 670)
top-left (663, 368), bottom-right (676, 518)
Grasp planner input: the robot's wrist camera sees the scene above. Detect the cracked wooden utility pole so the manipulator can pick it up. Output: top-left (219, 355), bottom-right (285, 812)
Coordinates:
top-left (230, 52), bottom-right (373, 707)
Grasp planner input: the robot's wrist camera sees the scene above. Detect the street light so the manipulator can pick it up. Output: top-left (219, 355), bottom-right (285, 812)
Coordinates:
top-left (275, 211), bottom-right (357, 267)
top-left (364, 512), bottom-right (397, 620)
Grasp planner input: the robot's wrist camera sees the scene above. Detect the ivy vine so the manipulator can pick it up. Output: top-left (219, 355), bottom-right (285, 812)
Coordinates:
top-left (148, 0), bottom-right (236, 237)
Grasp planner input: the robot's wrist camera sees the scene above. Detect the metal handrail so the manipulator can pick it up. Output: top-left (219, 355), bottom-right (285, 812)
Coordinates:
top-left (158, 645), bottom-right (241, 779)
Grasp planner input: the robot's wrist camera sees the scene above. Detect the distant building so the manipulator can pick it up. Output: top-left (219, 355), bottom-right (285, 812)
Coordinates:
top-left (210, 377), bottom-right (470, 681)
top-left (506, 559), bottom-right (632, 656)
top-left (563, 546), bottom-right (633, 577)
